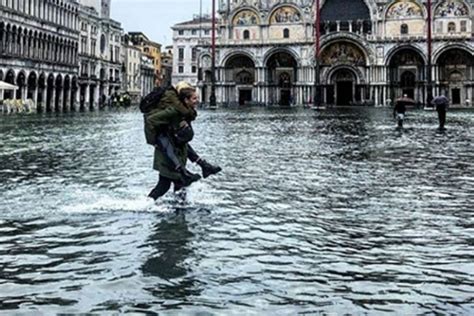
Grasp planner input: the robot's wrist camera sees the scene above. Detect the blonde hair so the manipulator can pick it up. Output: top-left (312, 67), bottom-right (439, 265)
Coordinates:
top-left (175, 81), bottom-right (192, 94)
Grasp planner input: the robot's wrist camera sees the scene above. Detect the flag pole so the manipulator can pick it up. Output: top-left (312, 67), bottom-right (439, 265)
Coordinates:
top-left (313, 0), bottom-right (323, 109)
top-left (209, 0), bottom-right (217, 108)
top-left (426, 0), bottom-right (433, 108)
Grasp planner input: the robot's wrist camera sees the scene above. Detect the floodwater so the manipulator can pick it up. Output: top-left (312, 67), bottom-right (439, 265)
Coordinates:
top-left (0, 107), bottom-right (473, 315)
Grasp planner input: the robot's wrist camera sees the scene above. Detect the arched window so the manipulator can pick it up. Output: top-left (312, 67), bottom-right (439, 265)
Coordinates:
top-left (283, 28), bottom-right (290, 38)
top-left (400, 24), bottom-right (408, 35)
top-left (448, 22), bottom-right (456, 33)
top-left (243, 30), bottom-right (250, 40)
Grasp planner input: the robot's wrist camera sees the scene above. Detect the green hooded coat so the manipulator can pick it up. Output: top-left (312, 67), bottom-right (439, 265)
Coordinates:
top-left (146, 89), bottom-right (197, 180)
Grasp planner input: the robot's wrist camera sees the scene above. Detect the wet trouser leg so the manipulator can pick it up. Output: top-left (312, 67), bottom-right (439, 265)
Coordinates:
top-left (148, 175), bottom-right (172, 200)
top-left (396, 113), bottom-right (404, 128)
top-left (438, 110), bottom-right (446, 129)
top-left (187, 144), bottom-right (200, 163)
top-left (156, 135), bottom-right (181, 169)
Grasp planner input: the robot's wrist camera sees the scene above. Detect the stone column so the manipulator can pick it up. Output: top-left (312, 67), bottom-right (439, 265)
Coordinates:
top-left (374, 87), bottom-right (379, 106)
top-left (33, 88), bottom-right (38, 109)
top-left (57, 87), bottom-right (64, 112)
top-left (84, 85), bottom-right (90, 109)
top-left (94, 85), bottom-right (100, 109)
top-left (64, 88), bottom-right (70, 111)
top-left (50, 86), bottom-right (57, 112)
top-left (74, 88), bottom-right (80, 110)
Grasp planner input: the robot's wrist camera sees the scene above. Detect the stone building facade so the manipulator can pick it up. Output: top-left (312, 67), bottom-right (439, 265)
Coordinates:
top-left (201, 0), bottom-right (473, 107)
top-left (122, 38), bottom-right (142, 102)
top-left (140, 54), bottom-right (155, 97)
top-left (172, 16), bottom-right (214, 101)
top-left (128, 32), bottom-right (162, 78)
top-left (0, 0), bottom-right (80, 111)
top-left (0, 0), bottom-right (123, 111)
top-left (78, 0), bottom-right (122, 109)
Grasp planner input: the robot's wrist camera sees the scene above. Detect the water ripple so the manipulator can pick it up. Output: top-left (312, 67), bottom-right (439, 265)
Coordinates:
top-left (0, 108), bottom-right (473, 314)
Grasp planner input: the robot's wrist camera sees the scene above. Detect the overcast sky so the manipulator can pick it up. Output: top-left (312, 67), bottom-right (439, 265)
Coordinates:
top-left (111, 0), bottom-right (213, 46)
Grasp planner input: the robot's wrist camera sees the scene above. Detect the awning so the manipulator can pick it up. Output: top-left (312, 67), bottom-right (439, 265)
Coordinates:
top-left (0, 80), bottom-right (18, 91)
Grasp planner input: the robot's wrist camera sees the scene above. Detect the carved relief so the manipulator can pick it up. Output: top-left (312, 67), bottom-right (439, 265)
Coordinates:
top-left (390, 50), bottom-right (423, 66)
top-left (386, 1), bottom-right (423, 19)
top-left (435, 0), bottom-right (470, 17)
top-left (233, 10), bottom-right (260, 25)
top-left (270, 6), bottom-right (302, 24)
top-left (321, 43), bottom-right (366, 66)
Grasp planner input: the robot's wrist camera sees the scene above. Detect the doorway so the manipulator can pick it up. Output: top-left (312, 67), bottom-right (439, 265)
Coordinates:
top-left (337, 81), bottom-right (353, 105)
top-left (239, 89), bottom-right (252, 106)
top-left (452, 88), bottom-right (461, 105)
top-left (280, 89), bottom-right (291, 106)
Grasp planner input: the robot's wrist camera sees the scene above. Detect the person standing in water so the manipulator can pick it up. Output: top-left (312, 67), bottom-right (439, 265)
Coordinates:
top-left (433, 95), bottom-right (449, 130)
top-left (146, 86), bottom-right (221, 201)
top-left (393, 96), bottom-right (407, 128)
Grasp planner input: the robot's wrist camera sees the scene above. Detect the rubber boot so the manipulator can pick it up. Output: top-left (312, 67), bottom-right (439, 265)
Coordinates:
top-left (197, 159), bottom-right (222, 178)
top-left (177, 166), bottom-right (201, 187)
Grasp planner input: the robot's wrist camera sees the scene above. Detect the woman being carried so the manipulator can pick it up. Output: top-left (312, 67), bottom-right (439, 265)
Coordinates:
top-left (146, 85), bottom-right (221, 200)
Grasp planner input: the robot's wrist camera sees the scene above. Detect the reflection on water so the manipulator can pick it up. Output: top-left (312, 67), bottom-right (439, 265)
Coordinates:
top-left (0, 108), bottom-right (473, 314)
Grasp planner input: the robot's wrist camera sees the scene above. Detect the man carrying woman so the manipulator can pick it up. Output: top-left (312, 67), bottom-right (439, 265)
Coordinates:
top-left (145, 82), bottom-right (221, 201)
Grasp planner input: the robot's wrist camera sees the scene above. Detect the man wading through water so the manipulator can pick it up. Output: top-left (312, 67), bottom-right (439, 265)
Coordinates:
top-left (143, 81), bottom-right (222, 201)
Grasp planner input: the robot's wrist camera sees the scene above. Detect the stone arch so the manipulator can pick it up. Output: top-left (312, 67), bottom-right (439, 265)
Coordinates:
top-left (435, 47), bottom-right (473, 105)
top-left (385, 0), bottom-right (424, 20)
top-left (265, 50), bottom-right (299, 106)
top-left (27, 71), bottom-right (38, 100)
top-left (433, 44), bottom-right (473, 64)
top-left (46, 73), bottom-right (55, 112)
top-left (385, 44), bottom-right (427, 65)
top-left (323, 64), bottom-right (367, 106)
top-left (268, 4), bottom-right (303, 24)
top-left (263, 47), bottom-right (300, 68)
top-left (0, 22), bottom-right (4, 54)
top-left (4, 69), bottom-right (15, 99)
top-left (320, 40), bottom-right (368, 67)
top-left (37, 72), bottom-right (46, 112)
top-left (223, 53), bottom-right (257, 106)
top-left (387, 46), bottom-right (426, 101)
top-left (232, 8), bottom-right (260, 26)
top-left (324, 64), bottom-right (366, 85)
top-left (434, 0), bottom-right (470, 17)
top-left (221, 50), bottom-right (258, 68)
top-left (16, 71), bottom-right (27, 99)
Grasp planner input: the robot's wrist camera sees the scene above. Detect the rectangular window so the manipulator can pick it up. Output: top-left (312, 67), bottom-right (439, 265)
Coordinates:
top-left (81, 36), bottom-right (88, 54)
top-left (178, 48), bottom-right (184, 61)
top-left (460, 21), bottom-right (467, 32)
top-left (178, 66), bottom-right (184, 73)
top-left (91, 39), bottom-right (96, 55)
top-left (192, 66), bottom-right (196, 73)
top-left (191, 48), bottom-right (197, 61)
top-left (178, 30), bottom-right (184, 35)
top-left (191, 29), bottom-right (197, 35)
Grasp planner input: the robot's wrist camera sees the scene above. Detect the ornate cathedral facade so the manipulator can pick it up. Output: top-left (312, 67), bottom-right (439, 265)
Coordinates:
top-left (198, 0), bottom-right (473, 107)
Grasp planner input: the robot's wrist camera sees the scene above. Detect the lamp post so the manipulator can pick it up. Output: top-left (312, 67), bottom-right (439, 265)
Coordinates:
top-left (426, 0), bottom-right (433, 108)
top-left (209, 0), bottom-right (217, 108)
top-left (313, 0), bottom-right (322, 108)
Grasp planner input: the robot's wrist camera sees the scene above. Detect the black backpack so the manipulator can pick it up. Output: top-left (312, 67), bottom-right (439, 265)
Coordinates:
top-left (139, 86), bottom-right (167, 114)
